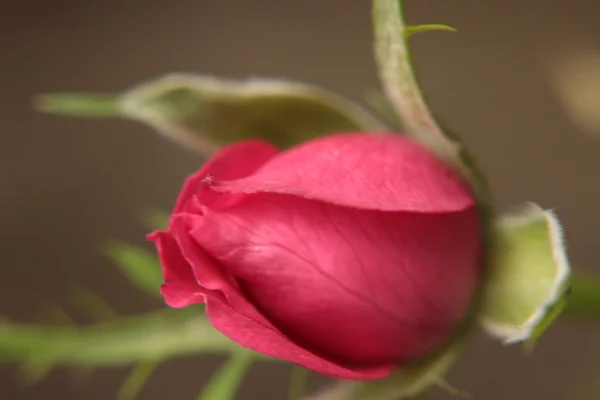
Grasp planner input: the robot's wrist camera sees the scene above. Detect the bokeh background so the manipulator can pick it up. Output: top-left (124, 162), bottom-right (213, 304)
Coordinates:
top-left (2, 0), bottom-right (600, 399)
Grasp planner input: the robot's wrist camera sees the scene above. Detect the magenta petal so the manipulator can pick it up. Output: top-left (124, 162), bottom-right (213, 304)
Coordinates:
top-left (193, 193), bottom-right (481, 365)
top-left (151, 133), bottom-right (482, 376)
top-left (159, 282), bottom-right (207, 308)
top-left (165, 215), bottom-right (394, 379)
top-left (174, 139), bottom-right (279, 215)
top-left (169, 215), bottom-right (273, 327)
top-left (213, 133), bottom-right (474, 212)
top-left (205, 297), bottom-right (395, 379)
top-left (148, 231), bottom-right (206, 308)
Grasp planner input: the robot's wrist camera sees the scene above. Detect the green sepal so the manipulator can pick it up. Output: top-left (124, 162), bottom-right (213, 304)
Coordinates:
top-left (37, 74), bottom-right (386, 152)
top-left (479, 203), bottom-right (571, 344)
top-left (36, 94), bottom-right (120, 117)
top-left (372, 0), bottom-right (462, 167)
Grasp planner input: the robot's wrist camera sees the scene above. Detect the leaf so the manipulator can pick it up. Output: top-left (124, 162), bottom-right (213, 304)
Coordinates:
top-left (37, 74), bottom-right (387, 152)
top-left (0, 308), bottom-right (240, 368)
top-left (404, 24), bottom-right (457, 38)
top-left (103, 240), bottom-right (163, 298)
top-left (305, 338), bottom-right (465, 400)
top-left (197, 351), bottom-right (254, 400)
top-left (479, 203), bottom-right (571, 345)
top-left (372, 0), bottom-right (461, 166)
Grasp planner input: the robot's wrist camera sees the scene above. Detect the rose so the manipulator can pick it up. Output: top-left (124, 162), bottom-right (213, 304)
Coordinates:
top-left (149, 133), bottom-right (482, 379)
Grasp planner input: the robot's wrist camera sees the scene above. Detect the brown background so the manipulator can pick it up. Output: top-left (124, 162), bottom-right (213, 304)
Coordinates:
top-left (1, 0), bottom-right (600, 399)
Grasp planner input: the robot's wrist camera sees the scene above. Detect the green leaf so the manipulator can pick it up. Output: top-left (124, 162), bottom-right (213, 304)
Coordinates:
top-left (479, 203), bottom-right (571, 345)
top-left (372, 0), bottom-right (461, 166)
top-left (306, 338), bottom-right (465, 400)
top-left (404, 24), bottom-right (457, 38)
top-left (37, 74), bottom-right (387, 152)
top-left (103, 240), bottom-right (163, 298)
top-left (0, 308), bottom-right (239, 368)
top-left (197, 351), bottom-right (254, 400)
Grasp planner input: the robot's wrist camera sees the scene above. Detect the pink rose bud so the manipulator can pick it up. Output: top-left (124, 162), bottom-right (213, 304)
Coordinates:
top-left (149, 133), bottom-right (482, 380)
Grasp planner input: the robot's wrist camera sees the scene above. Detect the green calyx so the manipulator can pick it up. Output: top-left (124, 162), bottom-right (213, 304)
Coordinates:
top-left (479, 203), bottom-right (571, 345)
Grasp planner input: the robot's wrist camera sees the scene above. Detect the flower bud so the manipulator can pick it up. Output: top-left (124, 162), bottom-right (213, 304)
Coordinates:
top-left (149, 132), bottom-right (483, 379)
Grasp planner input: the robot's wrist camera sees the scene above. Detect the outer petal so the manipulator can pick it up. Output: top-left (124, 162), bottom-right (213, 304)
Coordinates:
top-left (157, 215), bottom-right (397, 379)
top-left (192, 193), bottom-right (481, 365)
top-left (173, 139), bottom-right (279, 214)
top-left (213, 133), bottom-right (474, 212)
top-left (153, 140), bottom-right (278, 306)
top-left (148, 230), bottom-right (207, 308)
top-left (170, 215), bottom-right (269, 324)
top-left (206, 298), bottom-right (396, 379)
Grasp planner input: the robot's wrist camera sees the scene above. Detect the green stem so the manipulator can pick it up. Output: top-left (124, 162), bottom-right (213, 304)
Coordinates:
top-left (0, 307), bottom-right (265, 368)
top-left (565, 273), bottom-right (600, 319)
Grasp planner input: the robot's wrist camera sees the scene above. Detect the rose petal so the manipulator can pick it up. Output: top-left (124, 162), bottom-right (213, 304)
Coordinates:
top-left (173, 139), bottom-right (279, 215)
top-left (213, 133), bottom-right (474, 212)
top-left (193, 193), bottom-right (481, 365)
top-left (148, 231), bottom-right (207, 308)
top-left (158, 215), bottom-right (395, 379)
top-left (206, 297), bottom-right (395, 379)
top-left (169, 214), bottom-right (272, 326)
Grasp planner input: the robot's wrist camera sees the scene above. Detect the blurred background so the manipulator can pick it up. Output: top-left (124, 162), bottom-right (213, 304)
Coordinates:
top-left (2, 0), bottom-right (600, 399)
